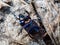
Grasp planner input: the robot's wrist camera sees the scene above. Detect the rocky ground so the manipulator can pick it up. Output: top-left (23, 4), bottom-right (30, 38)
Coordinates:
top-left (0, 0), bottom-right (60, 45)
